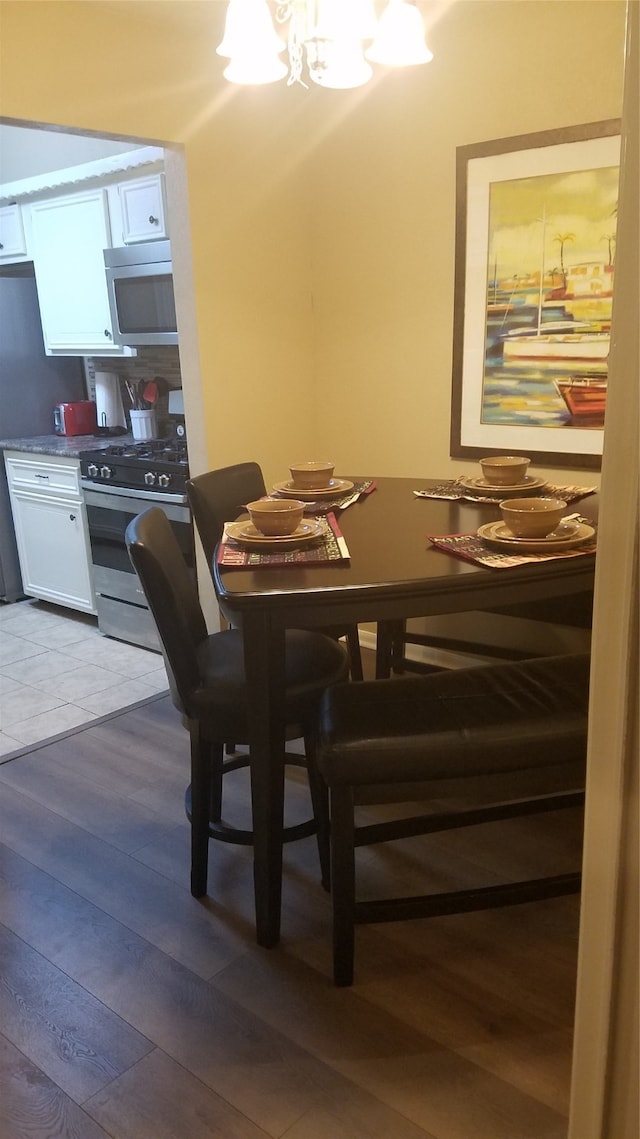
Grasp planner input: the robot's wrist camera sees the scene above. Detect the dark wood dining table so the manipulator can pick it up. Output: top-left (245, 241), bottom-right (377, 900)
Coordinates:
top-left (213, 476), bottom-right (598, 948)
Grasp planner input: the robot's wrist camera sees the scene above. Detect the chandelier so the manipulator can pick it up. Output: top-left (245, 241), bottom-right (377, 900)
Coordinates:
top-left (217, 0), bottom-right (433, 89)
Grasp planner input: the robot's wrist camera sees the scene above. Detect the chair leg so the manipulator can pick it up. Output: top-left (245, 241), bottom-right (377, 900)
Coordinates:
top-left (304, 734), bottom-right (331, 890)
top-left (190, 726), bottom-right (214, 898)
top-left (248, 742), bottom-right (285, 949)
top-left (375, 619), bottom-right (403, 678)
top-left (390, 621), bottom-right (409, 674)
top-left (210, 742), bottom-right (225, 821)
top-left (330, 786), bottom-right (357, 986)
top-left (346, 626), bottom-right (364, 681)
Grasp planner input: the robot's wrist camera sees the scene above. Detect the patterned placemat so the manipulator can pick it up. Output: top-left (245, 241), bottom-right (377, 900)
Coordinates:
top-left (415, 479), bottom-right (597, 505)
top-left (218, 512), bottom-right (350, 568)
top-left (427, 531), bottom-right (597, 569)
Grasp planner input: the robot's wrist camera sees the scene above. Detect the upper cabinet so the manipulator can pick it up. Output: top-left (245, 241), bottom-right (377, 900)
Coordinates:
top-left (0, 203), bottom-right (28, 261)
top-left (0, 148), bottom-right (168, 355)
top-left (29, 188), bottom-right (134, 357)
top-left (116, 174), bottom-right (167, 243)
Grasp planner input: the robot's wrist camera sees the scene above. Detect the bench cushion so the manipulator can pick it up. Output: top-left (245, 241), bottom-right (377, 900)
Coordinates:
top-left (316, 653), bottom-right (590, 786)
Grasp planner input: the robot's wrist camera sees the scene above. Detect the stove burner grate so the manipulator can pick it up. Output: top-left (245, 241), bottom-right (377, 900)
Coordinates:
top-left (94, 441), bottom-right (187, 464)
top-left (79, 436), bottom-right (190, 493)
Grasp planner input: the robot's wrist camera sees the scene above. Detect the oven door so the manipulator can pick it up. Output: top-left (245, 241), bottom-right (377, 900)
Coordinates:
top-left (82, 483), bottom-right (192, 649)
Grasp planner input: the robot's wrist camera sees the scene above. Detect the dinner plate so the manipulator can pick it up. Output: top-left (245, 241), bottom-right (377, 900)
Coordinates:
top-left (477, 520), bottom-right (595, 554)
top-left (272, 478), bottom-right (354, 500)
top-left (460, 475), bottom-right (547, 495)
top-left (225, 519), bottom-right (324, 548)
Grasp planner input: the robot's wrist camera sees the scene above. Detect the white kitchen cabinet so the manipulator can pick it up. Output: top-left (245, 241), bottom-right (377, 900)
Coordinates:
top-left (117, 174), bottom-right (167, 243)
top-left (5, 452), bottom-right (96, 614)
top-left (28, 189), bottom-right (134, 356)
top-left (0, 203), bottom-right (28, 261)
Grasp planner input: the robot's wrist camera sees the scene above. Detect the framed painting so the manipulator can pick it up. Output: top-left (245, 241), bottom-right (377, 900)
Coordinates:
top-left (450, 120), bottom-right (621, 469)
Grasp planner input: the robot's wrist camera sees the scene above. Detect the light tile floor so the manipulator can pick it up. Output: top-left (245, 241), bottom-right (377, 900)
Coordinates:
top-left (0, 598), bottom-right (168, 761)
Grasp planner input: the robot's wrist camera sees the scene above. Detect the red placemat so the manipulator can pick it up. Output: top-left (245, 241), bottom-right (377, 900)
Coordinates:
top-left (427, 531), bottom-right (597, 568)
top-left (218, 512), bottom-right (350, 568)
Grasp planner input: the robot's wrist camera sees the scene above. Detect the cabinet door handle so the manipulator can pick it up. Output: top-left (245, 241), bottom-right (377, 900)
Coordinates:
top-left (104, 329), bottom-right (112, 339)
top-left (0, 242), bottom-right (4, 249)
top-left (69, 513), bottom-right (76, 521)
top-left (148, 215), bottom-right (158, 224)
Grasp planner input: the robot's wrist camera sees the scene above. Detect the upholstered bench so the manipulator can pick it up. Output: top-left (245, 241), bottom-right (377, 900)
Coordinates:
top-left (315, 653), bottom-right (590, 985)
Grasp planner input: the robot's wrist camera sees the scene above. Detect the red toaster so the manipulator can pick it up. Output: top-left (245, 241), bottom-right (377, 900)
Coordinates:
top-left (53, 401), bottom-right (98, 436)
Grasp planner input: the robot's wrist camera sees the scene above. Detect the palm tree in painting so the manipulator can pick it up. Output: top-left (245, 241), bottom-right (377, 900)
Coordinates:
top-left (553, 232), bottom-right (576, 290)
top-left (548, 265), bottom-right (565, 297)
top-left (601, 232), bottom-right (616, 266)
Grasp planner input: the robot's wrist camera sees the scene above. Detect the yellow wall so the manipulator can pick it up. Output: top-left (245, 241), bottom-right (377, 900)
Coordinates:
top-left (0, 1), bottom-right (627, 488)
top-left (308, 0), bottom-right (627, 481)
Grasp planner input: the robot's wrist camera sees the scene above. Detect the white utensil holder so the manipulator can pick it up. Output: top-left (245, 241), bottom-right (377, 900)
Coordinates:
top-left (130, 409), bottom-right (157, 441)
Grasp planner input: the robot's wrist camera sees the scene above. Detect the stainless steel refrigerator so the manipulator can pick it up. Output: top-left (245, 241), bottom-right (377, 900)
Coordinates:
top-left (0, 263), bottom-right (86, 601)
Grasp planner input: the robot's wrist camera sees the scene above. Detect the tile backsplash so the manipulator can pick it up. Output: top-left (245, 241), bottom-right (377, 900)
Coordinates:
top-left (86, 347), bottom-right (182, 435)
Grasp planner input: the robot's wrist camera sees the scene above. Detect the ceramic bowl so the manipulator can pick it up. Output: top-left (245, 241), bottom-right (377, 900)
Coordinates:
top-left (246, 497), bottom-right (305, 536)
top-left (499, 496), bottom-right (567, 539)
top-left (479, 455), bottom-right (530, 486)
top-left (289, 460), bottom-right (335, 490)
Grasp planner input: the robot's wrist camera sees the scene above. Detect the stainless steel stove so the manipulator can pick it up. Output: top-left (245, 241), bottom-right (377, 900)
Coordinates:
top-left (79, 436), bottom-right (193, 650)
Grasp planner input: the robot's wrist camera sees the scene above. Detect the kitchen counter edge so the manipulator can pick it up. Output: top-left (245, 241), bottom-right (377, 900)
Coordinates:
top-left (0, 434), bottom-right (134, 458)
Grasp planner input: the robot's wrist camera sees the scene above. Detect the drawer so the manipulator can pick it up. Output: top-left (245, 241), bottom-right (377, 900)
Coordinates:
top-left (4, 453), bottom-right (82, 497)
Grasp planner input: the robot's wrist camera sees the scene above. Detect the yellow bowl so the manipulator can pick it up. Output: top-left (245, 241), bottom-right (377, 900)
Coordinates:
top-left (246, 497), bottom-right (304, 536)
top-left (479, 455), bottom-right (530, 486)
top-left (499, 497), bottom-right (567, 538)
top-left (289, 460), bottom-right (335, 490)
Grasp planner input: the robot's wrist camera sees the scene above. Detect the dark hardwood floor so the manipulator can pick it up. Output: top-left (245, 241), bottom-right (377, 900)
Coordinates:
top-left (0, 664), bottom-right (582, 1139)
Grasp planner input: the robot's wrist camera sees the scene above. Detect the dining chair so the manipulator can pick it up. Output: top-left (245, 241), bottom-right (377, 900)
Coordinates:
top-left (125, 506), bottom-right (349, 903)
top-left (186, 463), bottom-right (364, 680)
top-left (315, 652), bottom-right (590, 984)
top-left (374, 617), bottom-right (536, 678)
top-left (375, 587), bottom-right (594, 678)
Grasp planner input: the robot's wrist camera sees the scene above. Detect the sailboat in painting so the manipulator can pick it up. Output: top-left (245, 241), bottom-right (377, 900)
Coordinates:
top-left (499, 207), bottom-right (611, 363)
top-left (503, 327), bottom-right (609, 361)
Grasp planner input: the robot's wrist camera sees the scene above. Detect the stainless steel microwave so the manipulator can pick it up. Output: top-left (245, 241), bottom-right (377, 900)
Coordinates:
top-left (104, 240), bottom-right (178, 346)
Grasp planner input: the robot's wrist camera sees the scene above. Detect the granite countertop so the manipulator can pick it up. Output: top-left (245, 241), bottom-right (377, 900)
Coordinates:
top-left (0, 433), bottom-right (134, 458)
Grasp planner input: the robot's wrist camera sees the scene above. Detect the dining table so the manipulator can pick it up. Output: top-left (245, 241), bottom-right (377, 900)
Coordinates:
top-left (213, 475), bottom-right (599, 948)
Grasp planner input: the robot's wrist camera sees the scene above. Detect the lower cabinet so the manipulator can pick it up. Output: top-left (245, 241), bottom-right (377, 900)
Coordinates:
top-left (5, 452), bottom-right (96, 614)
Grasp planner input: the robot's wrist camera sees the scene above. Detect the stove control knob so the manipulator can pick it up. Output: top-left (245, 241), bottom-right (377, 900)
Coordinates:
top-left (158, 474), bottom-right (171, 488)
top-left (144, 471), bottom-right (157, 486)
top-left (100, 465), bottom-right (113, 479)
top-left (87, 463), bottom-right (99, 478)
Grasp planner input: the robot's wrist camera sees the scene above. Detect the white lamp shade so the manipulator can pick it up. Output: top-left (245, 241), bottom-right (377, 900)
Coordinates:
top-left (309, 38), bottom-right (373, 88)
top-left (217, 0), bottom-right (285, 58)
top-left (223, 52), bottom-right (288, 84)
top-left (314, 0), bottom-right (378, 41)
top-left (366, 0), bottom-right (434, 66)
